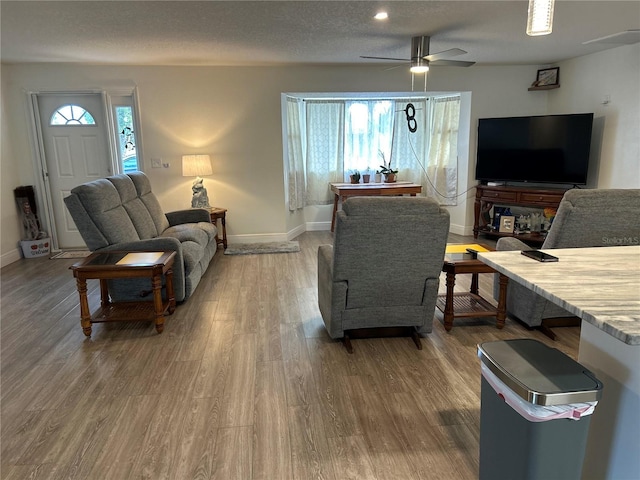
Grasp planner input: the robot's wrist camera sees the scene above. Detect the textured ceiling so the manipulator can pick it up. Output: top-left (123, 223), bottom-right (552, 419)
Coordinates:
top-left (1, 1), bottom-right (639, 66)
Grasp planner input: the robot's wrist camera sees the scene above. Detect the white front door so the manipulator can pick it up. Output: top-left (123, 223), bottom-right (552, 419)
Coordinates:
top-left (36, 93), bottom-right (113, 249)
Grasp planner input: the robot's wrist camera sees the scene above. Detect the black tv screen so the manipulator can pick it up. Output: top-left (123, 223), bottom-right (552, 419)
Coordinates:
top-left (476, 113), bottom-right (594, 185)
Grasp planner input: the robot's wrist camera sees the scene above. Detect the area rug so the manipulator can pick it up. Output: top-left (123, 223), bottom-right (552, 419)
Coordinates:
top-left (224, 241), bottom-right (300, 255)
top-left (50, 250), bottom-right (91, 259)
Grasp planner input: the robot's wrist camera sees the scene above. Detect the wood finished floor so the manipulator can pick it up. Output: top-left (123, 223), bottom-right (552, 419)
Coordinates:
top-left (0, 232), bottom-right (580, 480)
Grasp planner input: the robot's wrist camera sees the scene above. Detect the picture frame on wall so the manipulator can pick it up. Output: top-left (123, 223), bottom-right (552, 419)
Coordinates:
top-left (499, 215), bottom-right (515, 233)
top-left (535, 67), bottom-right (560, 87)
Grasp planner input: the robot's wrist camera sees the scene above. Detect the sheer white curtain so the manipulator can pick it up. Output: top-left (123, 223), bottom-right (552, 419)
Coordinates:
top-left (425, 96), bottom-right (460, 206)
top-left (305, 101), bottom-right (345, 205)
top-left (344, 101), bottom-right (394, 174)
top-left (286, 97), bottom-right (306, 211)
top-left (390, 99), bottom-right (428, 186)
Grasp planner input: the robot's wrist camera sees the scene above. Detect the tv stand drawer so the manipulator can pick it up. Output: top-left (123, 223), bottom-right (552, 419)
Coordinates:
top-left (482, 190), bottom-right (518, 202)
top-left (520, 191), bottom-right (565, 205)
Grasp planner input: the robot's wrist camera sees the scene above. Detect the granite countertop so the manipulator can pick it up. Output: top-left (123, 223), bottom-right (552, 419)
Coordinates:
top-left (478, 245), bottom-right (640, 345)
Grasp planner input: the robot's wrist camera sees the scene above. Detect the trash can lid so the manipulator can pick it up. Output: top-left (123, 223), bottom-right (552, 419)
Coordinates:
top-left (478, 339), bottom-right (603, 406)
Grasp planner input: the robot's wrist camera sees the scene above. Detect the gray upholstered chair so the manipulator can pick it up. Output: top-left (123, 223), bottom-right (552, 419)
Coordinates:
top-left (64, 172), bottom-right (217, 303)
top-left (494, 188), bottom-right (640, 338)
top-left (318, 196), bottom-right (450, 352)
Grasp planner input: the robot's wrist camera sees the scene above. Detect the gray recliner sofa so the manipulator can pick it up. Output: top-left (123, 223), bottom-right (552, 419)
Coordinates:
top-left (494, 188), bottom-right (640, 335)
top-left (318, 196), bottom-right (450, 351)
top-left (64, 171), bottom-right (217, 302)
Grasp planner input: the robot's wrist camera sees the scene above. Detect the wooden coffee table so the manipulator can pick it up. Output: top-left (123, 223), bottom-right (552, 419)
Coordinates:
top-left (70, 251), bottom-right (176, 336)
top-left (436, 244), bottom-right (508, 332)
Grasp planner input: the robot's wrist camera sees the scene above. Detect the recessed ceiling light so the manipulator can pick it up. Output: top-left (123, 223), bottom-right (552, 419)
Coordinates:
top-left (374, 12), bottom-right (388, 20)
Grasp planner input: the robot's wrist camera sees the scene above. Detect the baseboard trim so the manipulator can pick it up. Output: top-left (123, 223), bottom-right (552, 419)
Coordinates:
top-left (449, 223), bottom-right (474, 236)
top-left (305, 221), bottom-right (331, 232)
top-left (1, 248), bottom-right (22, 268)
top-left (227, 233), bottom-right (289, 244)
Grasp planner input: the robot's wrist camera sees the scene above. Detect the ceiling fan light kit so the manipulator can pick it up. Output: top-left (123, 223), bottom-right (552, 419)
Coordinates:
top-left (527, 0), bottom-right (555, 36)
top-left (360, 35), bottom-right (475, 74)
top-left (410, 58), bottom-right (429, 74)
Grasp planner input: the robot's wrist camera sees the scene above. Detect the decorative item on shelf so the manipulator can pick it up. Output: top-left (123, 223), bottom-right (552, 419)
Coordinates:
top-left (543, 207), bottom-right (557, 227)
top-left (378, 150), bottom-right (398, 183)
top-left (529, 67), bottom-right (560, 90)
top-left (362, 167), bottom-right (371, 183)
top-left (349, 170), bottom-right (361, 184)
top-left (499, 215), bottom-right (516, 233)
top-left (374, 171), bottom-right (382, 183)
top-left (492, 206), bottom-right (509, 231)
top-left (529, 212), bottom-right (543, 232)
top-left (182, 154), bottom-right (213, 208)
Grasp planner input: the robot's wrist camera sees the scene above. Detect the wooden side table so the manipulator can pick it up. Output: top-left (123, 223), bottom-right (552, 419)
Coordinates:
top-left (209, 207), bottom-right (227, 249)
top-left (436, 244), bottom-right (508, 331)
top-left (70, 251), bottom-right (176, 336)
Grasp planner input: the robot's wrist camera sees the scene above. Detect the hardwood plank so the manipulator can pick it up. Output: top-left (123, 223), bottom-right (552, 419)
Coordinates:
top-left (210, 426), bottom-right (252, 480)
top-left (252, 361), bottom-right (292, 480)
top-left (45, 381), bottom-right (132, 480)
top-left (255, 298), bottom-right (283, 362)
top-left (288, 403), bottom-right (337, 480)
top-left (307, 337), bottom-right (363, 439)
top-left (346, 378), bottom-right (420, 480)
top-left (170, 396), bottom-right (220, 480)
top-left (326, 435), bottom-right (378, 480)
top-left (193, 321), bottom-right (235, 400)
top-left (128, 387), bottom-right (195, 479)
top-left (85, 394), bottom-right (159, 479)
top-left (218, 334), bottom-right (257, 427)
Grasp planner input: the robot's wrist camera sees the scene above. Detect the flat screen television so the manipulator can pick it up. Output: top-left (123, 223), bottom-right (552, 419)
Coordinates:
top-left (476, 113), bottom-right (594, 185)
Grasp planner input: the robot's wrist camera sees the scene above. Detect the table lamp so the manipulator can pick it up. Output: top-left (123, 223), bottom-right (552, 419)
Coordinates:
top-left (182, 154), bottom-right (213, 208)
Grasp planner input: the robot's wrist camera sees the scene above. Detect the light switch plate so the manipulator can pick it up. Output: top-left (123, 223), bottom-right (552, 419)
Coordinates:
top-left (151, 158), bottom-right (162, 168)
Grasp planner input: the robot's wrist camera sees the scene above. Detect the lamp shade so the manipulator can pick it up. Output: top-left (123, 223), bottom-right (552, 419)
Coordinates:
top-left (182, 154), bottom-right (212, 177)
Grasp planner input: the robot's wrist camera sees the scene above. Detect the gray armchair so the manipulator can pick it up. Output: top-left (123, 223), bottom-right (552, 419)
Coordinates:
top-left (64, 172), bottom-right (217, 303)
top-left (495, 188), bottom-right (640, 337)
top-left (318, 196), bottom-right (450, 352)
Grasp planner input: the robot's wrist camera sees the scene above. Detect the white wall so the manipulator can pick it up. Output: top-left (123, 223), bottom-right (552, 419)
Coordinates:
top-left (1, 45), bottom-right (637, 266)
top-left (1, 67), bottom-right (24, 266)
top-left (550, 43), bottom-right (640, 188)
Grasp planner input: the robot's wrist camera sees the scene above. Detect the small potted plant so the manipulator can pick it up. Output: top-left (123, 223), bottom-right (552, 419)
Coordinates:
top-left (349, 170), bottom-right (361, 184)
top-left (362, 167), bottom-right (371, 184)
top-left (378, 151), bottom-right (398, 183)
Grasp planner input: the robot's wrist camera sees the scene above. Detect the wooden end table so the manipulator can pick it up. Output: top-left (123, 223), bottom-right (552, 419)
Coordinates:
top-left (209, 207), bottom-right (227, 249)
top-left (70, 251), bottom-right (176, 336)
top-left (436, 244), bottom-right (508, 332)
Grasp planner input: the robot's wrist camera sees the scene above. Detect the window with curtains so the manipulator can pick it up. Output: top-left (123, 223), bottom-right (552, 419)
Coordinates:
top-left (284, 94), bottom-right (461, 211)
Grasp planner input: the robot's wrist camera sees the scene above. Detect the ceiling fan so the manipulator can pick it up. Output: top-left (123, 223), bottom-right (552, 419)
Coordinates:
top-left (361, 35), bottom-right (475, 72)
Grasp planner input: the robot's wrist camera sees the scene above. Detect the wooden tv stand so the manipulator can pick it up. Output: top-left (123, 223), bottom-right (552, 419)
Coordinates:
top-left (473, 184), bottom-right (569, 246)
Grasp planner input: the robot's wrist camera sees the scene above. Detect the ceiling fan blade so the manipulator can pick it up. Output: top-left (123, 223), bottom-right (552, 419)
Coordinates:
top-left (424, 48), bottom-right (467, 62)
top-left (429, 59), bottom-right (476, 67)
top-left (383, 64), bottom-right (410, 71)
top-left (360, 55), bottom-right (411, 61)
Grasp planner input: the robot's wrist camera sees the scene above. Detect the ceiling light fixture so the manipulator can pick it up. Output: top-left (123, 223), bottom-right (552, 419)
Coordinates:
top-left (526, 0), bottom-right (555, 36)
top-left (374, 12), bottom-right (388, 20)
top-left (410, 58), bottom-right (429, 74)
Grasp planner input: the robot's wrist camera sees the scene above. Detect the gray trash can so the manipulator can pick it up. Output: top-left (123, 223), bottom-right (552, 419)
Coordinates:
top-left (477, 339), bottom-right (603, 480)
